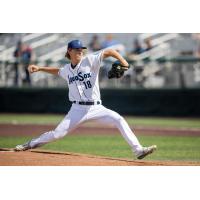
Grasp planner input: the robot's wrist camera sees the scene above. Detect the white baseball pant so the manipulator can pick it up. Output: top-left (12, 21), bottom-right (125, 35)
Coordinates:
top-left (29, 104), bottom-right (143, 154)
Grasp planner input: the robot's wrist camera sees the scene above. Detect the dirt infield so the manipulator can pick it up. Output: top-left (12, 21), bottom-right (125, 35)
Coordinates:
top-left (0, 148), bottom-right (199, 166)
top-left (1, 123), bottom-right (200, 137)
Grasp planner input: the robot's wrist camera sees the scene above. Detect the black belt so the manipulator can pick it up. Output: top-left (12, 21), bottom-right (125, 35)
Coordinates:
top-left (71, 101), bottom-right (101, 105)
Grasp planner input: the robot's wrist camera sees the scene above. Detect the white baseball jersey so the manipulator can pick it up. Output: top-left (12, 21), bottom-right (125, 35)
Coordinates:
top-left (58, 51), bottom-right (104, 102)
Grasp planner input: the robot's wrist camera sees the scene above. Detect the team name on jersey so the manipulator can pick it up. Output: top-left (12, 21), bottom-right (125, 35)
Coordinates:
top-left (68, 72), bottom-right (92, 84)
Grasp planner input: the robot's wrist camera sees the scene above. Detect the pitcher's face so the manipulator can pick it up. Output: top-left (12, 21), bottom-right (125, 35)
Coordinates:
top-left (68, 48), bottom-right (84, 61)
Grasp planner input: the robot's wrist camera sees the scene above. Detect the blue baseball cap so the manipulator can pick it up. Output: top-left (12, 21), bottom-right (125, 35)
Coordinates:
top-left (67, 40), bottom-right (87, 49)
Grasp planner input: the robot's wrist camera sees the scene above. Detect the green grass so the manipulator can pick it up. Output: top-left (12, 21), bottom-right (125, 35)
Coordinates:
top-left (126, 117), bottom-right (200, 128)
top-left (0, 114), bottom-right (64, 125)
top-left (1, 134), bottom-right (200, 161)
top-left (1, 114), bottom-right (200, 162)
top-left (0, 114), bottom-right (200, 128)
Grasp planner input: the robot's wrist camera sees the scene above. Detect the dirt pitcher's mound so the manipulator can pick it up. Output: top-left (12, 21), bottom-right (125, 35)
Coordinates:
top-left (0, 148), bottom-right (199, 166)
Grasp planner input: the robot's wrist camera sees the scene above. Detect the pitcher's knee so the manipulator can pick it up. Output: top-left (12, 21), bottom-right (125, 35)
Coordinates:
top-left (117, 116), bottom-right (125, 125)
top-left (111, 114), bottom-right (124, 125)
top-left (53, 129), bottom-right (68, 139)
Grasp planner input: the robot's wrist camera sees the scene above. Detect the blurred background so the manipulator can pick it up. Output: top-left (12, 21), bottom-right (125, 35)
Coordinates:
top-left (0, 33), bottom-right (200, 116)
top-left (0, 33), bottom-right (200, 89)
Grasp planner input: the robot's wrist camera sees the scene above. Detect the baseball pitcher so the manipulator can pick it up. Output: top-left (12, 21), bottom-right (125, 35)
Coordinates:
top-left (15, 39), bottom-right (156, 159)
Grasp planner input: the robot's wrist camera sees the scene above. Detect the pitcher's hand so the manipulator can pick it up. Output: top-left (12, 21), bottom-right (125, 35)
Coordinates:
top-left (28, 65), bottom-right (40, 73)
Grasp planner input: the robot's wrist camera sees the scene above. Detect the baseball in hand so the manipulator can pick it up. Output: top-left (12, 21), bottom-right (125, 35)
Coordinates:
top-left (28, 65), bottom-right (40, 73)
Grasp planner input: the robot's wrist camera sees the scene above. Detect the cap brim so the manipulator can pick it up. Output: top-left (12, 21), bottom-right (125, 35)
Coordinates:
top-left (68, 47), bottom-right (87, 49)
top-left (75, 46), bottom-right (87, 49)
